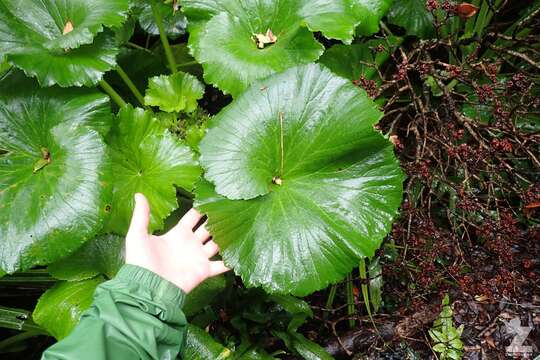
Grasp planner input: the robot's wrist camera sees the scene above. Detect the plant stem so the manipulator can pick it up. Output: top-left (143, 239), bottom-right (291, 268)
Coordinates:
top-left (0, 269), bottom-right (55, 286)
top-left (346, 273), bottom-right (355, 328)
top-left (177, 60), bottom-right (199, 68)
top-left (0, 330), bottom-right (43, 351)
top-left (151, 0), bottom-right (177, 74)
top-left (361, 258), bottom-right (383, 340)
top-left (116, 65), bottom-right (145, 106)
top-left (0, 306), bottom-right (44, 333)
top-left (99, 79), bottom-right (127, 108)
top-left (323, 284), bottom-right (337, 321)
top-left (379, 21), bottom-right (393, 36)
top-left (279, 111), bottom-right (284, 177)
top-left (127, 41), bottom-right (152, 53)
top-left (358, 258), bottom-right (372, 318)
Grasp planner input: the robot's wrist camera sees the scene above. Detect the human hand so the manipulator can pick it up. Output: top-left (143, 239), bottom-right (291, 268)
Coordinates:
top-left (125, 193), bottom-right (230, 294)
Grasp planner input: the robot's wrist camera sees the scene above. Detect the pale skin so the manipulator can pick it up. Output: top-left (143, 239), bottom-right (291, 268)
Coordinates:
top-left (125, 193), bottom-right (230, 294)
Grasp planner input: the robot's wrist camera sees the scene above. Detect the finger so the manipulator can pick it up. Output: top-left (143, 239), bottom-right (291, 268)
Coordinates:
top-left (209, 261), bottom-right (230, 277)
top-left (170, 208), bottom-right (203, 234)
top-left (127, 193), bottom-right (150, 237)
top-left (194, 222), bottom-right (211, 243)
top-left (203, 240), bottom-right (219, 258)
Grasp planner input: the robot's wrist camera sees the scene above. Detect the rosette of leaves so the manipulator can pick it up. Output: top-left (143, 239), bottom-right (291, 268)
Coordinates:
top-left (104, 105), bottom-right (201, 234)
top-left (182, 0), bottom-right (392, 97)
top-left (429, 295), bottom-right (464, 360)
top-left (0, 71), bottom-right (112, 273)
top-left (196, 64), bottom-right (404, 296)
top-left (0, 0), bottom-right (130, 87)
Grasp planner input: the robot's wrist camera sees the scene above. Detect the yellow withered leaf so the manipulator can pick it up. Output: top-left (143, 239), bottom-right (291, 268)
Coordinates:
top-left (63, 20), bottom-right (74, 35)
top-left (252, 29), bottom-right (277, 49)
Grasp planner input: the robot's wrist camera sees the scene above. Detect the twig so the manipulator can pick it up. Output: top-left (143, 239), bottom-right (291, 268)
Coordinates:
top-left (489, 44), bottom-right (540, 70)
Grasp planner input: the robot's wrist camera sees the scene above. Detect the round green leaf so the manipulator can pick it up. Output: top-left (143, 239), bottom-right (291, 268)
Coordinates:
top-left (274, 331), bottom-right (334, 360)
top-left (184, 324), bottom-right (234, 360)
top-left (319, 37), bottom-right (401, 81)
top-left (183, 0), bottom-right (390, 43)
top-left (185, 0), bottom-right (324, 97)
top-left (33, 276), bottom-right (104, 340)
top-left (182, 0), bottom-right (392, 96)
top-left (0, 0), bottom-right (129, 51)
top-left (0, 0), bottom-right (128, 87)
top-left (137, 1), bottom-right (187, 39)
top-left (0, 29), bottom-right (119, 87)
top-left (301, 0), bottom-right (392, 40)
top-left (48, 235), bottom-right (125, 281)
top-left (298, 0), bottom-right (358, 42)
top-left (350, 0), bottom-right (394, 36)
top-left (104, 105), bottom-right (201, 234)
top-left (387, 0), bottom-right (435, 38)
top-left (0, 71), bottom-right (112, 273)
top-left (144, 72), bottom-right (205, 113)
top-left (196, 64), bottom-right (403, 296)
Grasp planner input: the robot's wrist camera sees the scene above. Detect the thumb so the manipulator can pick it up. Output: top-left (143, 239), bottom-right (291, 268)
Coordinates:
top-left (127, 193), bottom-right (150, 236)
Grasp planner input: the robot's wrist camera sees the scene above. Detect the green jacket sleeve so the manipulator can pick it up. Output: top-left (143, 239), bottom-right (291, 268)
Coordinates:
top-left (42, 264), bottom-right (187, 360)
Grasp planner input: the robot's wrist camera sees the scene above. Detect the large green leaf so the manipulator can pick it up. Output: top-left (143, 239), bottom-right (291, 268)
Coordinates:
top-left (144, 72), bottom-right (205, 113)
top-left (387, 0), bottom-right (435, 38)
top-left (48, 235), bottom-right (125, 281)
top-left (0, 71), bottom-right (112, 273)
top-left (182, 0), bottom-right (391, 42)
top-left (274, 331), bottom-right (334, 360)
top-left (196, 64), bottom-right (403, 296)
top-left (188, 10), bottom-right (322, 96)
top-left (351, 0), bottom-right (394, 36)
top-left (301, 0), bottom-right (393, 39)
top-left (0, 0), bottom-right (128, 87)
top-left (0, 30), bottom-right (119, 87)
top-left (298, 0), bottom-right (358, 42)
top-left (33, 276), bottom-right (104, 340)
top-left (319, 37), bottom-right (402, 81)
top-left (183, 0), bottom-right (394, 96)
top-left (104, 105), bottom-right (201, 234)
top-left (183, 0), bottom-right (332, 97)
top-left (184, 324), bottom-right (233, 360)
top-left (0, 0), bottom-right (129, 50)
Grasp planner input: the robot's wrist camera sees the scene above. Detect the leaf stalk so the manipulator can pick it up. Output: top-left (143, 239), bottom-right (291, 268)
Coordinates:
top-left (116, 65), bottom-right (145, 107)
top-left (99, 79), bottom-right (127, 108)
top-left (151, 0), bottom-right (177, 74)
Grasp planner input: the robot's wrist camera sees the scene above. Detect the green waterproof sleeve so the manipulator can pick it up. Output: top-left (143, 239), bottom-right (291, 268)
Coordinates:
top-left (41, 264), bottom-right (187, 360)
